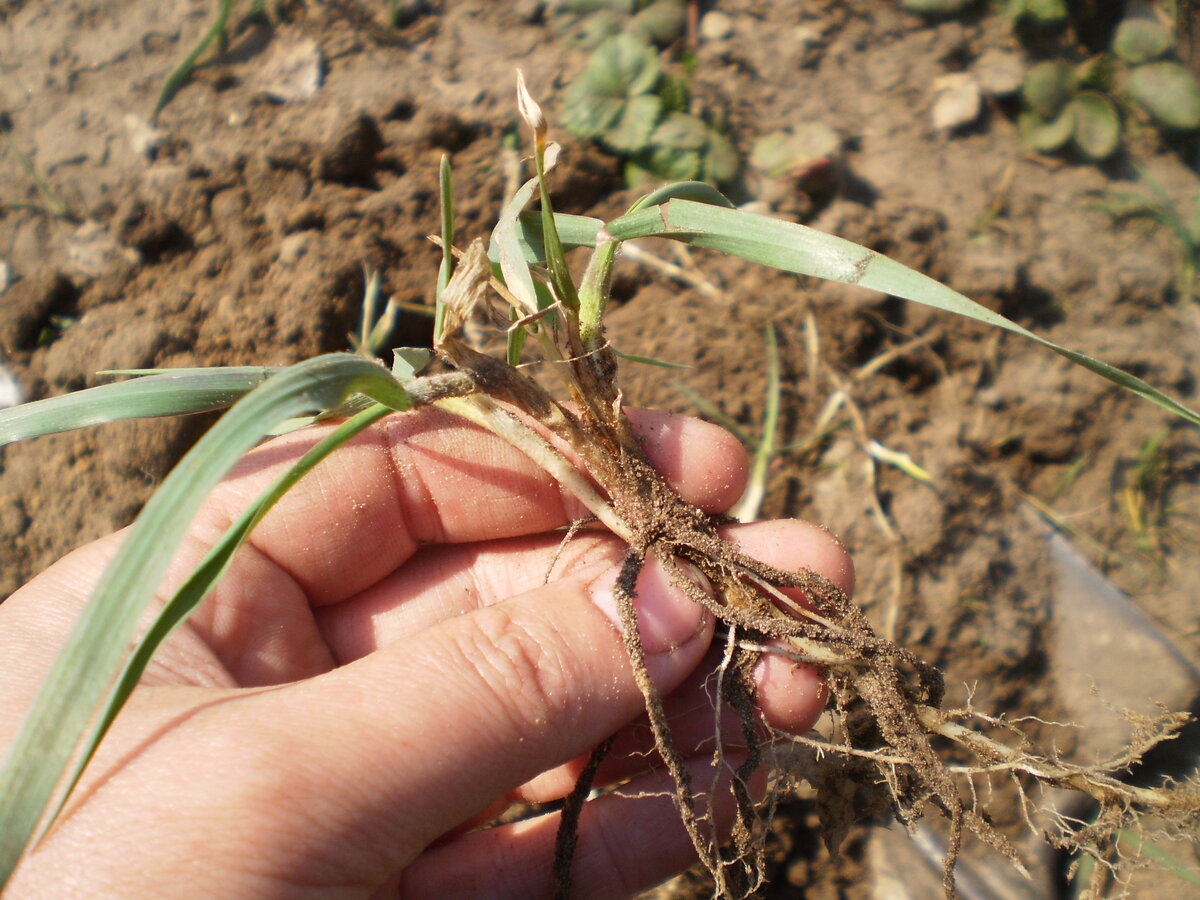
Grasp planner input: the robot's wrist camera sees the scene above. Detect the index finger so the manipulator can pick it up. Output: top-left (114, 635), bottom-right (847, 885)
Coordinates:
top-left (192, 406), bottom-right (749, 606)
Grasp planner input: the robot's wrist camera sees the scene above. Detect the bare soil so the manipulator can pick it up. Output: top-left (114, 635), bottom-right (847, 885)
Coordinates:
top-left (3, 1), bottom-right (1199, 896)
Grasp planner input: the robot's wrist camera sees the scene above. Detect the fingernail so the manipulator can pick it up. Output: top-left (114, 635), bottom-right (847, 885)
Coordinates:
top-left (589, 556), bottom-right (713, 654)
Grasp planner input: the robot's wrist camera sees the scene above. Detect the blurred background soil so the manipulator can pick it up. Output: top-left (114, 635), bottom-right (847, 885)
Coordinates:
top-left (2, 1), bottom-right (1198, 896)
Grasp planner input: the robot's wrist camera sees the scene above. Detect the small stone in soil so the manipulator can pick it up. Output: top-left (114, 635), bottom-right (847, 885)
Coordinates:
top-left (256, 37), bottom-right (324, 104)
top-left (930, 72), bottom-right (982, 131)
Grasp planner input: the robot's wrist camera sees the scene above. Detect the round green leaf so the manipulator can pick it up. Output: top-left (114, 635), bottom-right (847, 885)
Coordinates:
top-left (750, 123), bottom-right (840, 177)
top-left (606, 92), bottom-right (663, 152)
top-left (628, 0), bottom-right (686, 46)
top-left (1016, 0), bottom-right (1068, 25)
top-left (651, 112), bottom-right (709, 151)
top-left (1127, 61), bottom-right (1200, 130)
top-left (594, 32), bottom-right (661, 97)
top-left (1112, 18), bottom-right (1173, 64)
top-left (1022, 59), bottom-right (1077, 119)
top-left (1019, 107), bottom-right (1075, 152)
top-left (647, 145), bottom-right (701, 181)
top-left (562, 80), bottom-right (622, 138)
top-left (1069, 92), bottom-right (1121, 160)
top-left (562, 33), bottom-right (664, 147)
top-left (702, 129), bottom-right (740, 185)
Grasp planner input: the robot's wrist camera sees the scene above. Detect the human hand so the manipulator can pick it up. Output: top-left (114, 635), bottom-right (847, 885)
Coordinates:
top-left (0, 407), bottom-right (852, 899)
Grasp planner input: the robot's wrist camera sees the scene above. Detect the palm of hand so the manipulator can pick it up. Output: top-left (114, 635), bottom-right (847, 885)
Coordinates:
top-left (0, 408), bottom-right (849, 899)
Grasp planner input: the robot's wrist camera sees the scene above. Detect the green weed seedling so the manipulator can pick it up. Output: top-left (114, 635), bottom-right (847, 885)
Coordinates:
top-left (1007, 0), bottom-right (1068, 28)
top-left (1116, 16), bottom-right (1200, 132)
top-left (1121, 427), bottom-right (1173, 556)
top-left (549, 0), bottom-right (688, 52)
top-left (1018, 57), bottom-right (1124, 160)
top-left (2, 79), bottom-right (1200, 899)
top-left (154, 0), bottom-right (234, 121)
top-left (558, 3), bottom-right (738, 187)
top-left (1093, 163), bottom-right (1200, 302)
top-left (0, 116), bottom-right (79, 222)
top-left (902, 3), bottom-right (1200, 161)
top-left (154, 0), bottom-right (300, 121)
top-left (1017, 10), bottom-right (1200, 161)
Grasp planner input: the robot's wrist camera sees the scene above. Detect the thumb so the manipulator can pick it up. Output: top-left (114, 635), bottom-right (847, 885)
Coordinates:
top-left (239, 553), bottom-right (716, 889)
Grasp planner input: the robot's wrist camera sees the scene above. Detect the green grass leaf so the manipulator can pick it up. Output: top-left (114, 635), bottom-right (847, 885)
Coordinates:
top-left (628, 180), bottom-right (735, 213)
top-left (609, 198), bottom-right (1200, 427)
top-left (494, 176), bottom-right (543, 317)
top-left (730, 324), bottom-right (782, 522)
top-left (0, 354), bottom-right (411, 886)
top-left (52, 401), bottom-right (393, 838)
top-left (612, 348), bottom-right (691, 369)
top-left (506, 194), bottom-right (1200, 428)
top-left (0, 367), bottom-right (281, 447)
top-left (153, 0), bottom-right (233, 121)
top-left (490, 210), bottom-right (602, 265)
top-left (435, 154), bottom-right (455, 341)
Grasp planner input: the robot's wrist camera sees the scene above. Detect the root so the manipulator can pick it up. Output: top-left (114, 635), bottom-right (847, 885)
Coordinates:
top-left (553, 735), bottom-right (615, 900)
top-left (612, 549), bottom-right (725, 892)
top-left (714, 626), bottom-right (768, 894)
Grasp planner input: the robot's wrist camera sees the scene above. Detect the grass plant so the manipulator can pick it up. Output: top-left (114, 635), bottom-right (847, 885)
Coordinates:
top-left (2, 78), bottom-right (1199, 898)
top-left (0, 122), bottom-right (79, 222)
top-left (673, 324), bottom-right (784, 523)
top-left (1093, 164), bottom-right (1200, 303)
top-left (557, 3), bottom-right (738, 187)
top-left (154, 0), bottom-right (234, 121)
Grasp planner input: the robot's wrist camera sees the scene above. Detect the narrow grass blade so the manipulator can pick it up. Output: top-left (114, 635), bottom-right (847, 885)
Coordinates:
top-left (585, 183), bottom-right (734, 347)
top-left (1116, 829), bottom-right (1200, 886)
top-left (612, 348), bottom-right (691, 370)
top-left (153, 0), bottom-right (233, 120)
top-left (52, 402), bottom-right (392, 829)
top-left (1, 132), bottom-right (78, 222)
top-left (0, 368), bottom-right (280, 447)
top-left (391, 348), bottom-right (431, 380)
top-left (867, 440), bottom-right (934, 484)
top-left (494, 176), bottom-right (542, 316)
top-left (352, 268), bottom-right (400, 358)
top-left (673, 381), bottom-right (752, 445)
top-left (608, 199), bottom-right (1200, 427)
top-left (731, 324), bottom-right (782, 522)
top-left (0, 354), bottom-right (411, 887)
top-left (434, 155), bottom-right (455, 341)
top-left (506, 194), bottom-right (1200, 425)
top-left (493, 211), bottom-right (603, 265)
top-left (625, 180), bottom-right (735, 214)
top-left (534, 147), bottom-right (580, 313)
